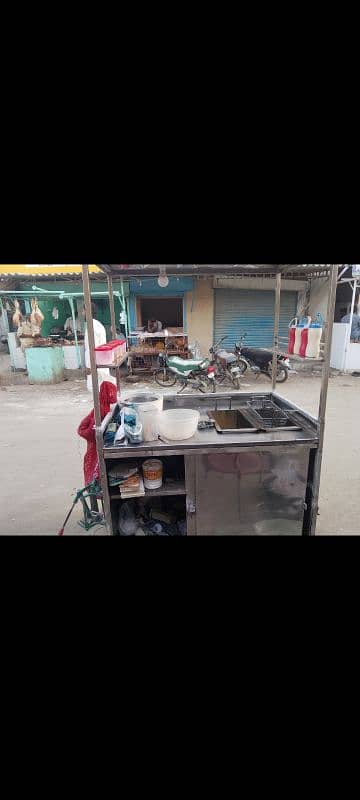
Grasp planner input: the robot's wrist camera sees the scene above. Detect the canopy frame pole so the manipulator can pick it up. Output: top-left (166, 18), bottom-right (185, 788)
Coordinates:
top-left (120, 278), bottom-right (129, 338)
top-left (309, 266), bottom-right (338, 535)
top-left (343, 279), bottom-right (358, 371)
top-left (271, 271), bottom-right (282, 390)
top-left (107, 274), bottom-right (121, 391)
top-left (68, 296), bottom-right (81, 369)
top-left (82, 264), bottom-right (112, 534)
top-left (107, 275), bottom-right (117, 340)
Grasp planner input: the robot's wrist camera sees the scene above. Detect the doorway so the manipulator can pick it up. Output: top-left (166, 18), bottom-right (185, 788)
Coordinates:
top-left (139, 297), bottom-right (183, 329)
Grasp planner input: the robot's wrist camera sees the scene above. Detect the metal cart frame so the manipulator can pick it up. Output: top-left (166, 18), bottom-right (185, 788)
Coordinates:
top-left (82, 264), bottom-right (339, 535)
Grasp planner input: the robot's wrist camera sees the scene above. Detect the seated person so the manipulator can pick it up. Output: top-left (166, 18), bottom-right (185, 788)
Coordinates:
top-left (64, 312), bottom-right (82, 337)
top-left (341, 303), bottom-right (360, 342)
top-left (147, 318), bottom-right (163, 333)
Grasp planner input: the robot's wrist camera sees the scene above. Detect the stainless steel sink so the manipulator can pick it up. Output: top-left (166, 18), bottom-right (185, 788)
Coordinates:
top-left (208, 409), bottom-right (259, 433)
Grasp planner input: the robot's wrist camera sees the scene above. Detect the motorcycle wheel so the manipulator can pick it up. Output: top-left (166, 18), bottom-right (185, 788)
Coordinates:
top-left (154, 368), bottom-right (177, 388)
top-left (232, 376), bottom-right (241, 390)
top-left (266, 364), bottom-right (289, 383)
top-left (215, 368), bottom-right (226, 384)
top-left (206, 378), bottom-right (216, 393)
top-left (237, 359), bottom-right (248, 375)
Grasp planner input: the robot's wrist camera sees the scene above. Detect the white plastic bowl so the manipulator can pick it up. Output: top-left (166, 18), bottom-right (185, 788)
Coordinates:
top-left (158, 409), bottom-right (200, 440)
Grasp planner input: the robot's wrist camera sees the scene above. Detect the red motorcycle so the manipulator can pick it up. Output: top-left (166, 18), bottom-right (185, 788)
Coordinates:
top-left (209, 337), bottom-right (244, 389)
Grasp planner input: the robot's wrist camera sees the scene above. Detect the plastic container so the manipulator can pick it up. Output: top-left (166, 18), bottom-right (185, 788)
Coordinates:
top-left (306, 316), bottom-right (323, 359)
top-left (95, 339), bottom-right (126, 366)
top-left (299, 328), bottom-right (309, 358)
top-left (288, 318), bottom-right (297, 355)
top-left (142, 459), bottom-right (163, 489)
top-left (158, 409), bottom-right (200, 440)
top-left (139, 409), bottom-right (160, 442)
top-left (122, 392), bottom-right (163, 415)
top-left (294, 317), bottom-right (311, 356)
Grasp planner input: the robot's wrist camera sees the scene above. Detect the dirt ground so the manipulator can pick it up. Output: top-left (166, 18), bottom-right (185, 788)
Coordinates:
top-left (0, 369), bottom-right (358, 535)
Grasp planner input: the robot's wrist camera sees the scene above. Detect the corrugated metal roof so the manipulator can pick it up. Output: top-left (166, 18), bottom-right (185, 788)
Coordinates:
top-left (0, 264), bottom-right (101, 277)
top-left (99, 264), bottom-right (335, 278)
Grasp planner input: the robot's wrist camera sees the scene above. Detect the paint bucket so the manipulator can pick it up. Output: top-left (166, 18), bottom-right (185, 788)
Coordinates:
top-left (142, 459), bottom-right (163, 490)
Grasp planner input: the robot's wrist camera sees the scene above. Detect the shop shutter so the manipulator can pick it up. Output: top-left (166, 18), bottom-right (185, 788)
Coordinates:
top-left (214, 289), bottom-right (297, 349)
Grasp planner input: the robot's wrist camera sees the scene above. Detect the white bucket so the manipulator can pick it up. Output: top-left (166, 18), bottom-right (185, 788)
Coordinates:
top-left (142, 459), bottom-right (163, 490)
top-left (122, 392), bottom-right (163, 414)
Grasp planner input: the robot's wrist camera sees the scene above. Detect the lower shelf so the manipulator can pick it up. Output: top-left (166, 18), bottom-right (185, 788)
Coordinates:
top-left (110, 480), bottom-right (186, 500)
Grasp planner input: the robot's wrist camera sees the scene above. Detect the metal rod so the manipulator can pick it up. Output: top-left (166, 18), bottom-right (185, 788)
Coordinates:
top-left (68, 296), bottom-right (81, 369)
top-left (0, 297), bottom-right (9, 333)
top-left (107, 275), bottom-right (117, 340)
top-left (309, 265), bottom-right (338, 534)
top-left (0, 290), bottom-right (124, 299)
top-left (338, 265), bottom-right (348, 281)
top-left (95, 427), bottom-right (112, 534)
top-left (121, 279), bottom-right (129, 338)
top-left (343, 279), bottom-right (357, 371)
top-left (82, 264), bottom-right (101, 428)
top-left (107, 274), bottom-right (121, 391)
top-left (272, 271), bottom-right (282, 389)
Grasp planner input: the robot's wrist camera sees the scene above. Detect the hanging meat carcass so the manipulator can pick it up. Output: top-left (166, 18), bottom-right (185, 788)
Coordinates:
top-left (30, 298), bottom-right (44, 336)
top-left (12, 299), bottom-right (23, 328)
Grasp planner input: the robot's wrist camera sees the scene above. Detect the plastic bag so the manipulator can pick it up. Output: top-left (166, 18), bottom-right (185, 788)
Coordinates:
top-left (118, 501), bottom-right (138, 536)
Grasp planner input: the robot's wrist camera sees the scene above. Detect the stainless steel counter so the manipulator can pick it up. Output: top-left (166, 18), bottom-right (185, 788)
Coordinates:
top-left (103, 392), bottom-right (319, 459)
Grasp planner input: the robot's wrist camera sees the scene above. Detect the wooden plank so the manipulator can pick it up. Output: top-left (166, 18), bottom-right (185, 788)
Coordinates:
top-left (110, 480), bottom-right (186, 500)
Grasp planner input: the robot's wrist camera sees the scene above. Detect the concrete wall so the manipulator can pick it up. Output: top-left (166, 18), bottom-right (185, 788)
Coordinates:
top-left (308, 277), bottom-right (329, 320)
top-left (331, 323), bottom-right (360, 371)
top-left (331, 323), bottom-right (348, 369)
top-left (186, 279), bottom-right (214, 357)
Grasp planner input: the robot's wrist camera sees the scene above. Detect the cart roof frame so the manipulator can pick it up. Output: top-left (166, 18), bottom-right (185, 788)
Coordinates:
top-left (81, 263), bottom-right (339, 535)
top-left (96, 264), bottom-right (334, 278)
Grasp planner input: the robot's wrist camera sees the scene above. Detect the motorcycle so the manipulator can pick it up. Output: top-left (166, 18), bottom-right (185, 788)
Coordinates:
top-left (209, 336), bottom-right (244, 390)
top-left (235, 334), bottom-right (290, 383)
top-left (154, 344), bottom-right (216, 393)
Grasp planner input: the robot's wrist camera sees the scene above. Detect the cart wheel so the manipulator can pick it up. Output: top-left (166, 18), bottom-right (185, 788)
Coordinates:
top-left (154, 368), bottom-right (177, 388)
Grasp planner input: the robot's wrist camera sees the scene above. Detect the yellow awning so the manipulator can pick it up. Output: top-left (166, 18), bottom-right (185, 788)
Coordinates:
top-left (0, 264), bottom-right (101, 276)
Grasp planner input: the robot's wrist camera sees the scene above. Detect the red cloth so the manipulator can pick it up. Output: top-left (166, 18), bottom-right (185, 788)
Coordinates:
top-left (78, 381), bottom-right (117, 486)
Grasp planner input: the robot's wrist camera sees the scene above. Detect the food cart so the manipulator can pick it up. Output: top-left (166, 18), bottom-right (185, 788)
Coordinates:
top-left (82, 264), bottom-right (338, 535)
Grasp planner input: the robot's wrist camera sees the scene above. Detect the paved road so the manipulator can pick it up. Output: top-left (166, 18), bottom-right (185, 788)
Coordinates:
top-left (0, 373), bottom-right (358, 535)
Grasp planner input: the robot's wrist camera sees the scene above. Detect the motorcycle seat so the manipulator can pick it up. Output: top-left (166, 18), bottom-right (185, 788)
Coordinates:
top-left (168, 356), bottom-right (207, 369)
top-left (217, 350), bottom-right (237, 364)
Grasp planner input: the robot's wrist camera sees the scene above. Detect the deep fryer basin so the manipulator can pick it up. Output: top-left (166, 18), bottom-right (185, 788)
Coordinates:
top-left (208, 409), bottom-right (259, 433)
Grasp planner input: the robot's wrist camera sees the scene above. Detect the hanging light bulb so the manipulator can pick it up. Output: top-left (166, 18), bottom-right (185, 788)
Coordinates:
top-left (158, 265), bottom-right (169, 288)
